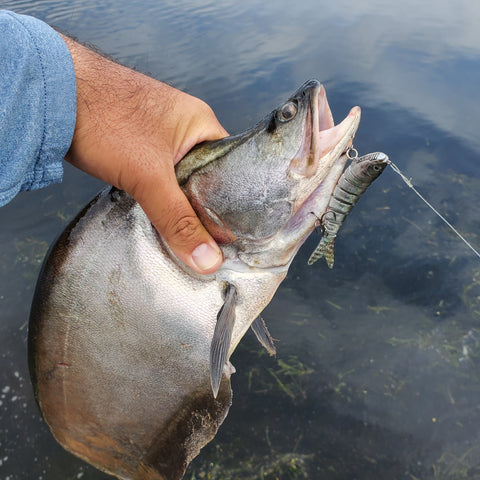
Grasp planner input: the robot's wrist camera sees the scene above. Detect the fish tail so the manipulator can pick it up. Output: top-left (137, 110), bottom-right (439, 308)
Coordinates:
top-left (307, 237), bottom-right (336, 268)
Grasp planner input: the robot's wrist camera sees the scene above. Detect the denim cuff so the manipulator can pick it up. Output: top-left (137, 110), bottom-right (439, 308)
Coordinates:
top-left (0, 10), bottom-right (76, 206)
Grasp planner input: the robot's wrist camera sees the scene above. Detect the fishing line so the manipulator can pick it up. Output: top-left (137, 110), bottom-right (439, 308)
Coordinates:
top-left (387, 160), bottom-right (480, 259)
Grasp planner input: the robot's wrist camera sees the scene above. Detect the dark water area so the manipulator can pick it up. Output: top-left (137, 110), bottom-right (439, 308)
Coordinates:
top-left (1, 0), bottom-right (480, 479)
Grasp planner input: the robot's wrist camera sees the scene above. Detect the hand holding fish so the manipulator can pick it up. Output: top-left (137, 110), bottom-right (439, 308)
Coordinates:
top-left (61, 35), bottom-right (228, 274)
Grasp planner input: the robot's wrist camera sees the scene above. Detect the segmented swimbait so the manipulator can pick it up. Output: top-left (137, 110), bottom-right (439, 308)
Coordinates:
top-left (308, 151), bottom-right (389, 268)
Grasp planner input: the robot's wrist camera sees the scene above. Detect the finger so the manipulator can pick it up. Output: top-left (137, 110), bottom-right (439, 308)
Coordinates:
top-left (136, 172), bottom-right (223, 274)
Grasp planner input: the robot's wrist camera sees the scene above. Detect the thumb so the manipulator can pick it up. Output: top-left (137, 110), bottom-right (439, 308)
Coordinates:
top-left (136, 173), bottom-right (223, 275)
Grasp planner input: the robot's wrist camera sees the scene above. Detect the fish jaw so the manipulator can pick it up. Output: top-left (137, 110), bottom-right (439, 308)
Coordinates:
top-left (289, 98), bottom-right (361, 211)
top-left (281, 81), bottom-right (361, 242)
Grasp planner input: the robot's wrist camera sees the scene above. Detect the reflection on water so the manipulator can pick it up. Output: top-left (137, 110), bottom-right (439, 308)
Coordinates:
top-left (1, 0), bottom-right (480, 478)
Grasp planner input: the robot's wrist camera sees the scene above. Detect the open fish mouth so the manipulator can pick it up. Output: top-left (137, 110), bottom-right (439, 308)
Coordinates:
top-left (281, 81), bottom-right (362, 263)
top-left (309, 83), bottom-right (361, 179)
top-left (290, 81), bottom-right (361, 214)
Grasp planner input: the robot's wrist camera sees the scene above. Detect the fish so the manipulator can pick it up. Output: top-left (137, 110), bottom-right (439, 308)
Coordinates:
top-left (28, 80), bottom-right (361, 480)
top-left (307, 151), bottom-right (389, 268)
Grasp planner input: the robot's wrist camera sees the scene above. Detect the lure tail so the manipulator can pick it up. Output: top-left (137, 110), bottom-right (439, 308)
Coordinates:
top-left (307, 237), bottom-right (336, 268)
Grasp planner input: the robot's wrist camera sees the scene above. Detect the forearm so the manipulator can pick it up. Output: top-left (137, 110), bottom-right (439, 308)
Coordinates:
top-left (61, 35), bottom-right (175, 182)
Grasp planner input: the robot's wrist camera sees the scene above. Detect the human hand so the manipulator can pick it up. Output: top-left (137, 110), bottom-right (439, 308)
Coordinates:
top-left (61, 35), bottom-right (228, 274)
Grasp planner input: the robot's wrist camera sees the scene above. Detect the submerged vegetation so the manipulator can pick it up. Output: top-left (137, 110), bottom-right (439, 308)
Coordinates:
top-left (188, 451), bottom-right (312, 480)
top-left (461, 268), bottom-right (480, 319)
top-left (432, 445), bottom-right (480, 480)
top-left (265, 356), bottom-right (314, 403)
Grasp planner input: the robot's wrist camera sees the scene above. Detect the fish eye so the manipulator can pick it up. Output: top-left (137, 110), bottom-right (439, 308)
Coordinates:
top-left (278, 101), bottom-right (298, 122)
top-left (368, 164), bottom-right (384, 176)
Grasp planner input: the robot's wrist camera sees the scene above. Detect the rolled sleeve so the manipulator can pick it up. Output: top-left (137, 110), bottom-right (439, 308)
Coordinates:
top-left (0, 10), bottom-right (76, 206)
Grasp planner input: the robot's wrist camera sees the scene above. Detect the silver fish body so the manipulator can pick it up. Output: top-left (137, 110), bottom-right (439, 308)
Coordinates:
top-left (308, 152), bottom-right (389, 267)
top-left (29, 80), bottom-right (361, 480)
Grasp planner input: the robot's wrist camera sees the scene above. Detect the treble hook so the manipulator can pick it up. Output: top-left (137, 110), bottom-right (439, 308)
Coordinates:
top-left (309, 212), bottom-right (324, 234)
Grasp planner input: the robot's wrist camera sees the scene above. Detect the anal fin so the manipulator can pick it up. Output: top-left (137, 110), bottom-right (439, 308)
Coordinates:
top-left (251, 316), bottom-right (276, 356)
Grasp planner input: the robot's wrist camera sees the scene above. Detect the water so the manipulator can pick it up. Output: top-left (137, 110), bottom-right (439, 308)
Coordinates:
top-left (1, 0), bottom-right (480, 478)
top-left (387, 159), bottom-right (480, 260)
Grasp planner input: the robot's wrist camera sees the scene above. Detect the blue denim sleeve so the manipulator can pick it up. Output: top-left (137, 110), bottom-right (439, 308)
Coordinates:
top-left (0, 10), bottom-right (76, 206)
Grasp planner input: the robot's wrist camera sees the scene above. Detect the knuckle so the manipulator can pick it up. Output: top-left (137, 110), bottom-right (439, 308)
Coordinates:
top-left (194, 98), bottom-right (215, 120)
top-left (170, 214), bottom-right (202, 244)
top-left (199, 101), bottom-right (214, 117)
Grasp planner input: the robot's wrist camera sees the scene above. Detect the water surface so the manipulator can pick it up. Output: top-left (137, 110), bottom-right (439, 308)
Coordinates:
top-left (1, 1), bottom-right (480, 479)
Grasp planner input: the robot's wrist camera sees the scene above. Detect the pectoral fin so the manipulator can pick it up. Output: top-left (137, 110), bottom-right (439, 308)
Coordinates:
top-left (251, 316), bottom-right (276, 356)
top-left (210, 283), bottom-right (237, 398)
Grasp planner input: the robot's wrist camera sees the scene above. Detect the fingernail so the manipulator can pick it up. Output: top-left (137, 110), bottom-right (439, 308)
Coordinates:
top-left (192, 242), bottom-right (222, 272)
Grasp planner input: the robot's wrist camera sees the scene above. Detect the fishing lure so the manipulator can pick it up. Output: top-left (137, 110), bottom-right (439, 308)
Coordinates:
top-left (308, 151), bottom-right (389, 267)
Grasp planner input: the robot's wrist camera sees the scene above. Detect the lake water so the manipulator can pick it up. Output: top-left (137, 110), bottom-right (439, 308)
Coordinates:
top-left (1, 1), bottom-right (480, 479)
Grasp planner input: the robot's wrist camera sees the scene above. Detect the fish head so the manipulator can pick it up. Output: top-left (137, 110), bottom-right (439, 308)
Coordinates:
top-left (176, 80), bottom-right (361, 269)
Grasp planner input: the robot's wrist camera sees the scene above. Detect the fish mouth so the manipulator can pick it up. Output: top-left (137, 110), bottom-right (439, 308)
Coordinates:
top-left (308, 83), bottom-right (361, 179)
top-left (281, 82), bottom-right (361, 262)
top-left (290, 82), bottom-right (361, 210)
